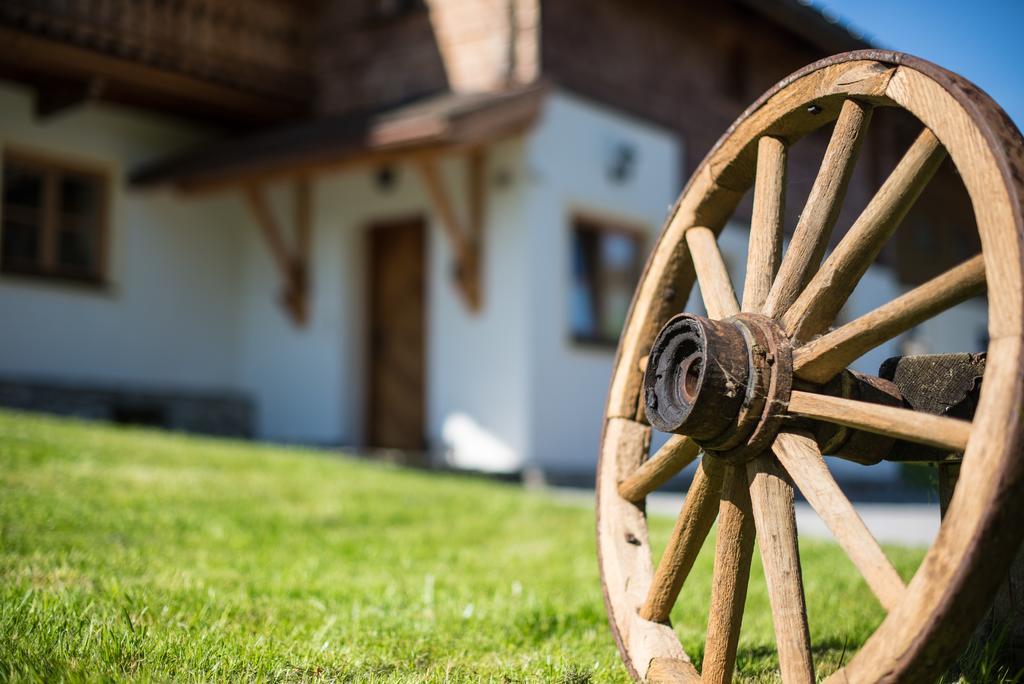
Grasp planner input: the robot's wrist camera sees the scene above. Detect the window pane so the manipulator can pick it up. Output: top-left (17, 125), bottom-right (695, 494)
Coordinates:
top-left (1, 217), bottom-right (41, 267)
top-left (2, 164), bottom-right (44, 271)
top-left (570, 227), bottom-right (600, 340)
top-left (57, 173), bottom-right (103, 277)
top-left (3, 164), bottom-right (43, 208)
top-left (57, 227), bottom-right (94, 271)
top-left (601, 288), bottom-right (633, 341)
top-left (60, 175), bottom-right (101, 215)
top-left (598, 233), bottom-right (640, 340)
top-left (568, 221), bottom-right (642, 345)
top-left (602, 232), bottom-right (638, 272)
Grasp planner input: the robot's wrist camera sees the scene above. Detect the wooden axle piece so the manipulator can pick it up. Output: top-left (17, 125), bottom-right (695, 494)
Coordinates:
top-left (804, 370), bottom-right (903, 465)
top-left (878, 352), bottom-right (984, 461)
top-left (795, 354), bottom-right (983, 464)
top-left (643, 310), bottom-right (982, 467)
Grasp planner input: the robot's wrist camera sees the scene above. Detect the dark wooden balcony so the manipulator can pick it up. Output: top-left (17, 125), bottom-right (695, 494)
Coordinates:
top-left (0, 0), bottom-right (315, 123)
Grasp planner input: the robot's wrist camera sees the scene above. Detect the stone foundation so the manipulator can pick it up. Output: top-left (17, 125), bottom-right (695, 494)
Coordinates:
top-left (0, 377), bottom-right (254, 437)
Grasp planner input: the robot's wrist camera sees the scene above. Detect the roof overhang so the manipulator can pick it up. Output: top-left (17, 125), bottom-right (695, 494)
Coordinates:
top-left (736, 0), bottom-right (871, 54)
top-left (130, 83), bottom-right (547, 192)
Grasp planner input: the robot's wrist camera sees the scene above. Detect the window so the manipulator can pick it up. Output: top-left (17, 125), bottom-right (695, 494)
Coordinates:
top-left (569, 217), bottom-right (644, 346)
top-left (1, 150), bottom-right (108, 284)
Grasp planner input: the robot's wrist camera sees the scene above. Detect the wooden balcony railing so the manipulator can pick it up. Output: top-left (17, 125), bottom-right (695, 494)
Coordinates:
top-left (0, 0), bottom-right (313, 104)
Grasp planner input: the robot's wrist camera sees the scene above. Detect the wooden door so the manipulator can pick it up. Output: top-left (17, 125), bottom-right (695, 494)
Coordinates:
top-left (366, 219), bottom-right (427, 450)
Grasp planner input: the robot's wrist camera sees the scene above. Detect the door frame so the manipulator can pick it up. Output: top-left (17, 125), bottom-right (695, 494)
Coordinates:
top-left (362, 215), bottom-right (429, 450)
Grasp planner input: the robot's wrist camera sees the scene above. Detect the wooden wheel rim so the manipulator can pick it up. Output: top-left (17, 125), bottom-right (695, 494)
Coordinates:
top-left (596, 50), bottom-right (1024, 683)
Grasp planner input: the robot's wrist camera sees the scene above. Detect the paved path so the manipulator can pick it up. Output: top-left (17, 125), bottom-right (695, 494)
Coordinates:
top-left (549, 487), bottom-right (940, 547)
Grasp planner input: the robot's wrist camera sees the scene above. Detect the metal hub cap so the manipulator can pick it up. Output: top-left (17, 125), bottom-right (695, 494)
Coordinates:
top-left (643, 313), bottom-right (793, 463)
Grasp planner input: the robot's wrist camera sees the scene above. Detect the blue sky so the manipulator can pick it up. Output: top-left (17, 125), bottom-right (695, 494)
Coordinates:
top-left (813, 0), bottom-right (1024, 127)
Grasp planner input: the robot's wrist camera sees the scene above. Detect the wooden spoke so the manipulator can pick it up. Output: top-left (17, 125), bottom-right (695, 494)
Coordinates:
top-left (702, 465), bottom-right (756, 684)
top-left (763, 99), bottom-right (873, 319)
top-left (788, 390), bottom-right (971, 453)
top-left (618, 435), bottom-right (701, 503)
top-left (792, 254), bottom-right (986, 384)
top-left (746, 454), bottom-right (814, 683)
top-left (742, 136), bottom-right (787, 312)
top-left (641, 458), bottom-right (726, 623)
top-left (782, 129), bottom-right (947, 342)
top-left (686, 226), bottom-right (740, 319)
top-left (773, 431), bottom-right (906, 611)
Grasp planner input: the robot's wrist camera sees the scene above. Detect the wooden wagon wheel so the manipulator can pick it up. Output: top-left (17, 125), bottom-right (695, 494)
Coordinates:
top-left (596, 50), bottom-right (1024, 683)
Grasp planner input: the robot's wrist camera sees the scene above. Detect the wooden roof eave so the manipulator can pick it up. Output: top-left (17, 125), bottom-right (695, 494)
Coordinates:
top-left (172, 138), bottom-right (451, 195)
top-left (130, 83), bottom-right (548, 195)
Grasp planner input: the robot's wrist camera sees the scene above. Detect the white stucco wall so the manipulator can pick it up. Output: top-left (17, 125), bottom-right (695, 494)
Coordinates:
top-left (235, 141), bottom-right (532, 461)
top-left (522, 90), bottom-right (682, 476)
top-left (0, 78), bottom-right (533, 459)
top-left (0, 77), bottom-right (988, 483)
top-left (425, 143), bottom-right (532, 469)
top-left (0, 83), bottom-right (246, 392)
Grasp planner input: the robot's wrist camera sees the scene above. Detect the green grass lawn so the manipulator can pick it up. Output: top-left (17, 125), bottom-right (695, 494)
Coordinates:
top-left (0, 410), bottom-right (931, 682)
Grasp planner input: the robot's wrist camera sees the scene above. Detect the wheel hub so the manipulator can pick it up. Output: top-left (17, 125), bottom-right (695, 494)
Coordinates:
top-left (643, 313), bottom-right (793, 463)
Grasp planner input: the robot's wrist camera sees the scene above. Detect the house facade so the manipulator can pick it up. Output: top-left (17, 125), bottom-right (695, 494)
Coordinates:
top-left (0, 0), bottom-right (986, 482)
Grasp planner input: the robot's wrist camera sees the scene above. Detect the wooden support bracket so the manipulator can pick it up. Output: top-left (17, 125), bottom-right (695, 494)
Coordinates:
top-left (243, 179), bottom-right (312, 326)
top-left (415, 150), bottom-right (486, 312)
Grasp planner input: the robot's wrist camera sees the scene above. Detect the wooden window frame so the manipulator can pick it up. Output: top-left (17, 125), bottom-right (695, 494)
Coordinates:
top-left (568, 212), bottom-right (646, 349)
top-left (1, 146), bottom-right (111, 287)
